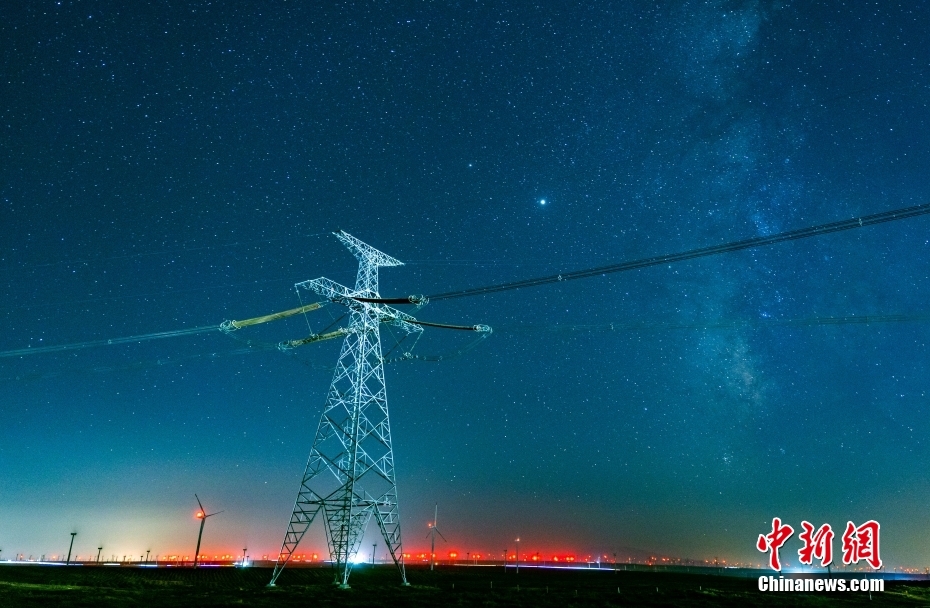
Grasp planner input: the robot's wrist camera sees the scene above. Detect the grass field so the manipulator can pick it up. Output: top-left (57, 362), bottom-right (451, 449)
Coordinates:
top-left (1, 563), bottom-right (928, 607)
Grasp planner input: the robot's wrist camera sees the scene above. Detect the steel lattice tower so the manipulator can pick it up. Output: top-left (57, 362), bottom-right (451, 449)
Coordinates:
top-left (269, 232), bottom-right (422, 588)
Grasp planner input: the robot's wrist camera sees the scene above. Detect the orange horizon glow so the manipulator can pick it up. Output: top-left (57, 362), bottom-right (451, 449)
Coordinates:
top-left (24, 543), bottom-right (779, 570)
top-left (6, 549), bottom-right (902, 571)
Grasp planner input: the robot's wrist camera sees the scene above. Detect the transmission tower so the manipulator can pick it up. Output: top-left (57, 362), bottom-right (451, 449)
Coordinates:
top-left (268, 232), bottom-right (424, 588)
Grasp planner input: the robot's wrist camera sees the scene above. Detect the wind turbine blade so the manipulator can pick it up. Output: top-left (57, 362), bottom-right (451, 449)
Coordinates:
top-left (195, 494), bottom-right (205, 512)
top-left (436, 528), bottom-right (447, 542)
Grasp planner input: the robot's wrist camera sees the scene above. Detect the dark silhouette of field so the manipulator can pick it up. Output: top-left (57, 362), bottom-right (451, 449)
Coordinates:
top-left (0, 563), bottom-right (926, 606)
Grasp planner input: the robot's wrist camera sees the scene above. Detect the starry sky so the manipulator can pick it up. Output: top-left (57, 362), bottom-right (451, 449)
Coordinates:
top-left (2, 0), bottom-right (930, 567)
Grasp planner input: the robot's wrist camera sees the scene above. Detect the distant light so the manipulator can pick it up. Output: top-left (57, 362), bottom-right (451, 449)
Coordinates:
top-left (195, 511), bottom-right (204, 519)
top-left (539, 199), bottom-right (546, 205)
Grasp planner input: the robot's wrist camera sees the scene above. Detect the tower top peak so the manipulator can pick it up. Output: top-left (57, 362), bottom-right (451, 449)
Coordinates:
top-left (336, 231), bottom-right (403, 268)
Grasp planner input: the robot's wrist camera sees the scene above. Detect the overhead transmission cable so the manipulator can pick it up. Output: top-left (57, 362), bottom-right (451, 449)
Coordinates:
top-left (360, 202), bottom-right (930, 304)
top-left (501, 312), bottom-right (930, 334)
top-left (0, 303), bottom-right (326, 359)
top-left (0, 294), bottom-right (483, 359)
top-left (7, 309), bottom-right (930, 383)
top-left (0, 325), bottom-right (221, 359)
top-left (8, 202), bottom-right (926, 361)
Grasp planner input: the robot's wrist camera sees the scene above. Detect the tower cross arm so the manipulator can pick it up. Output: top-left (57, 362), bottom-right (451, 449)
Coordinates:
top-left (299, 277), bottom-right (423, 335)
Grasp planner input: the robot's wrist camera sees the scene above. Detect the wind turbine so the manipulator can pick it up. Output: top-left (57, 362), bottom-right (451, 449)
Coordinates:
top-left (426, 504), bottom-right (446, 571)
top-left (193, 494), bottom-right (223, 567)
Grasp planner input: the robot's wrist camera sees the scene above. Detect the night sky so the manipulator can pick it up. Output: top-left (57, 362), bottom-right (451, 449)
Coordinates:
top-left (2, 1), bottom-right (930, 568)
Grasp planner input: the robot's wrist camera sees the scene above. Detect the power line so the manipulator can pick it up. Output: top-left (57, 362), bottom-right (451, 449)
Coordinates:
top-left (369, 202), bottom-right (930, 303)
top-left (0, 307), bottom-right (481, 360)
top-left (499, 312), bottom-right (930, 334)
top-left (6, 203), bottom-right (927, 361)
top-left (0, 325), bottom-right (221, 359)
top-left (6, 311), bottom-right (927, 383)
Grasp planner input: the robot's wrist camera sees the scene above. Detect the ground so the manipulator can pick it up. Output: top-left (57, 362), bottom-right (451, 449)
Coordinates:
top-left (0, 563), bottom-right (927, 607)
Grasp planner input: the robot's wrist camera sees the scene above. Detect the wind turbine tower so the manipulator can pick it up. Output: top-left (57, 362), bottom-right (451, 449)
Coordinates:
top-left (193, 495), bottom-right (223, 567)
top-left (269, 232), bottom-right (424, 589)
